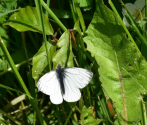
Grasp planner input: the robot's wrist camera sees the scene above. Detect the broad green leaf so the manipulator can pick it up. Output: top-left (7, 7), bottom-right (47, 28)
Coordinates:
top-left (84, 0), bottom-right (147, 124)
top-left (32, 41), bottom-right (56, 80)
top-left (3, 6), bottom-right (54, 35)
top-left (80, 106), bottom-right (102, 125)
top-left (52, 30), bottom-right (74, 68)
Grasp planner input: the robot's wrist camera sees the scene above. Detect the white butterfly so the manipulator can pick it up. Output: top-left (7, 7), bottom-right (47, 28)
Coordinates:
top-left (37, 64), bottom-right (93, 104)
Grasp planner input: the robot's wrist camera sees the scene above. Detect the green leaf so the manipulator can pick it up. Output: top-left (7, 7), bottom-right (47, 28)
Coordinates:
top-left (32, 41), bottom-right (56, 80)
top-left (80, 106), bottom-right (103, 125)
top-left (84, 0), bottom-right (147, 124)
top-left (3, 6), bottom-right (54, 35)
top-left (52, 30), bottom-right (74, 68)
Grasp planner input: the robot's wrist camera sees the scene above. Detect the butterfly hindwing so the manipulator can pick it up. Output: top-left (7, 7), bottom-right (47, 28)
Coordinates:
top-left (63, 77), bottom-right (81, 102)
top-left (49, 76), bottom-right (63, 104)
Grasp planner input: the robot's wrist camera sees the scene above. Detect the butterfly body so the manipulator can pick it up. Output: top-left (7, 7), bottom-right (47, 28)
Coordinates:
top-left (56, 64), bottom-right (65, 94)
top-left (37, 64), bottom-right (93, 104)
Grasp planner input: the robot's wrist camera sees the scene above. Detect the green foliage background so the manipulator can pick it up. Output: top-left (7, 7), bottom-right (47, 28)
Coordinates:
top-left (0, 0), bottom-right (146, 125)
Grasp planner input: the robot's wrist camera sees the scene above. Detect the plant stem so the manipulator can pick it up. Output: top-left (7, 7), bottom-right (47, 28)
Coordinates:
top-left (145, 0), bottom-right (147, 31)
top-left (68, 0), bottom-right (77, 23)
top-left (139, 96), bottom-right (147, 125)
top-left (21, 32), bottom-right (31, 72)
top-left (35, 0), bottom-right (51, 71)
top-left (45, 0), bottom-right (50, 17)
top-left (41, 0), bottom-right (67, 32)
top-left (0, 109), bottom-right (21, 125)
top-left (73, 0), bottom-right (86, 33)
top-left (122, 1), bottom-right (147, 48)
top-left (64, 109), bottom-right (73, 125)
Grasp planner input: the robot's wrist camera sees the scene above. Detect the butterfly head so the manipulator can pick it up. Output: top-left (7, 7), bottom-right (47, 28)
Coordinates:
top-left (57, 64), bottom-right (62, 70)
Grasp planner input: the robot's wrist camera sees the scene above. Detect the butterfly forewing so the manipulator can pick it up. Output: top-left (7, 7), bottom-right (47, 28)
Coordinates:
top-left (37, 71), bottom-right (56, 95)
top-left (64, 67), bottom-right (93, 89)
top-left (62, 67), bottom-right (93, 102)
